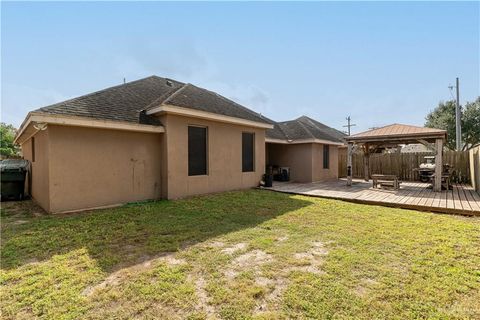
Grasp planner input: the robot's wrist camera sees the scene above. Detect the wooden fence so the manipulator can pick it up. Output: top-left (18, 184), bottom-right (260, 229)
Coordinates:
top-left (338, 149), bottom-right (471, 184)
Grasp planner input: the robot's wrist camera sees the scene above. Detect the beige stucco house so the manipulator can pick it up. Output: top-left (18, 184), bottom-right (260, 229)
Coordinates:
top-left (15, 76), bottom-right (345, 213)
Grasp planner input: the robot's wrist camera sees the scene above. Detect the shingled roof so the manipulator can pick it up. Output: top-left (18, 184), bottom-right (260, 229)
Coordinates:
top-left (35, 76), bottom-right (273, 126)
top-left (266, 116), bottom-right (346, 144)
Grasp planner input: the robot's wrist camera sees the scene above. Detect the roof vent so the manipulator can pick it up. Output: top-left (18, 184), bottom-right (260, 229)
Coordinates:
top-left (166, 80), bottom-right (173, 87)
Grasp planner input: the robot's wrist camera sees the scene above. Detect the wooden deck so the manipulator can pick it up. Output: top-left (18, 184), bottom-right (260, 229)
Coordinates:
top-left (267, 179), bottom-right (480, 216)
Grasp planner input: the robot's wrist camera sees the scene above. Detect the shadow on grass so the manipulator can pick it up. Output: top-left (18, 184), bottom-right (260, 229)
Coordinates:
top-left (1, 189), bottom-right (312, 272)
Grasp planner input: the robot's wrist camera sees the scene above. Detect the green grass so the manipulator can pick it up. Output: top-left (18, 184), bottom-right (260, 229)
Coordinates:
top-left (1, 190), bottom-right (479, 319)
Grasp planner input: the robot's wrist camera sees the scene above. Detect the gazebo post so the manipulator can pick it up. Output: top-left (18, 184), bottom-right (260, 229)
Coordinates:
top-left (347, 142), bottom-right (353, 186)
top-left (434, 138), bottom-right (443, 192)
top-left (364, 143), bottom-right (370, 182)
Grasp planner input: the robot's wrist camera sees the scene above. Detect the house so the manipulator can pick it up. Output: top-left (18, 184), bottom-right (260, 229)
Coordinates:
top-left (14, 76), bottom-right (345, 213)
top-left (266, 117), bottom-right (345, 182)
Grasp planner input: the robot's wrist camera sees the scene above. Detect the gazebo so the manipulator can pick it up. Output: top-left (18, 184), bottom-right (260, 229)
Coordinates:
top-left (344, 124), bottom-right (447, 192)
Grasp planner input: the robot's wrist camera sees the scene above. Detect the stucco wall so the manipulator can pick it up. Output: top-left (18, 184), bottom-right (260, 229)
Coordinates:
top-left (266, 143), bottom-right (313, 182)
top-left (21, 129), bottom-right (50, 211)
top-left (47, 125), bottom-right (162, 213)
top-left (158, 114), bottom-right (266, 199)
top-left (266, 143), bottom-right (339, 183)
top-left (312, 144), bottom-right (339, 181)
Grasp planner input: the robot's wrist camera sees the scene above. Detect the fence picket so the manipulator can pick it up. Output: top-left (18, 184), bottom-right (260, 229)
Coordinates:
top-left (338, 149), bottom-right (471, 183)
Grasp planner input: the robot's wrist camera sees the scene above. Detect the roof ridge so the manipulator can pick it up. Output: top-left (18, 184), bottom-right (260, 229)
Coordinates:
top-left (350, 123), bottom-right (393, 137)
top-left (163, 83), bottom-right (189, 105)
top-left (143, 83), bottom-right (188, 111)
top-left (306, 118), bottom-right (344, 142)
top-left (38, 75), bottom-right (167, 112)
top-left (300, 116), bottom-right (346, 140)
top-left (295, 118), bottom-right (316, 139)
top-left (187, 83), bottom-right (275, 124)
top-left (275, 123), bottom-right (290, 140)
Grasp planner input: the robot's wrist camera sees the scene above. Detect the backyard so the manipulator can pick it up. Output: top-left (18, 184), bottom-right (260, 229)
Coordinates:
top-left (1, 190), bottom-right (479, 319)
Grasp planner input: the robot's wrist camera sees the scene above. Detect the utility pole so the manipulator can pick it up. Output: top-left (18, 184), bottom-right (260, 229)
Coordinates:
top-left (343, 116), bottom-right (356, 136)
top-left (450, 78), bottom-right (462, 150)
top-left (455, 77), bottom-right (462, 151)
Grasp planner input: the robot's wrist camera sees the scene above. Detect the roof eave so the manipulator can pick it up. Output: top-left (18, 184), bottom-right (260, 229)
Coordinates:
top-left (266, 137), bottom-right (344, 146)
top-left (345, 132), bottom-right (447, 143)
top-left (147, 104), bottom-right (274, 129)
top-left (14, 112), bottom-right (164, 144)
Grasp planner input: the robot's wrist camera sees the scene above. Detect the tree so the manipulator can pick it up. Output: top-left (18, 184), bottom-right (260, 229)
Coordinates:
top-left (462, 97), bottom-right (480, 149)
top-left (425, 97), bottom-right (480, 150)
top-left (0, 123), bottom-right (19, 158)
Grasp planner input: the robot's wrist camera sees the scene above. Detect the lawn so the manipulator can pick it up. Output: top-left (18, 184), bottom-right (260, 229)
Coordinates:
top-left (1, 190), bottom-right (479, 319)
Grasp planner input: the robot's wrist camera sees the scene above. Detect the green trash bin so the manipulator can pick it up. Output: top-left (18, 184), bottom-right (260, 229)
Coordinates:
top-left (1, 159), bottom-right (30, 200)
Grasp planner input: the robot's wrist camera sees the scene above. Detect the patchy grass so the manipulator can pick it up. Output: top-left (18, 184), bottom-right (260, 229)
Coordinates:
top-left (1, 190), bottom-right (479, 319)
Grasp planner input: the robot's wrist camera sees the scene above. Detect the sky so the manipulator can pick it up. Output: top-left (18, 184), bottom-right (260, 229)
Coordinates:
top-left (1, 1), bottom-right (479, 134)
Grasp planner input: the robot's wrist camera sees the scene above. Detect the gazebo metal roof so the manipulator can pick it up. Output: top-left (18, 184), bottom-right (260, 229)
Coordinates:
top-left (345, 124), bottom-right (447, 144)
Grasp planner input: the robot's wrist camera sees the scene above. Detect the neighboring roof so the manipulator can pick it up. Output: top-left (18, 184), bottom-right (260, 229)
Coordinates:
top-left (401, 144), bottom-right (430, 153)
top-left (346, 124), bottom-right (447, 142)
top-left (33, 75), bottom-right (272, 127)
top-left (266, 116), bottom-right (346, 144)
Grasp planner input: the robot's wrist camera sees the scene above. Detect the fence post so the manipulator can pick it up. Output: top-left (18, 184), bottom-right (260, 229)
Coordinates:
top-left (347, 143), bottom-right (353, 186)
top-left (434, 139), bottom-right (443, 192)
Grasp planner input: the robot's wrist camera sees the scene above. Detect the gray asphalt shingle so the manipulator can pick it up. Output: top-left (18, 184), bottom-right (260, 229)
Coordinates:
top-left (266, 116), bottom-right (346, 144)
top-left (36, 75), bottom-right (272, 126)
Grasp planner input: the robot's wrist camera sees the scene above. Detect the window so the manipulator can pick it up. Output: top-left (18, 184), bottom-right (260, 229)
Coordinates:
top-left (242, 132), bottom-right (255, 172)
top-left (188, 126), bottom-right (207, 176)
top-left (31, 137), bottom-right (36, 162)
top-left (323, 145), bottom-right (329, 169)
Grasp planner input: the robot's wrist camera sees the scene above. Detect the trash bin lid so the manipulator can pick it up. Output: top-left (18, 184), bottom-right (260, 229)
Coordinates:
top-left (0, 159), bottom-right (30, 172)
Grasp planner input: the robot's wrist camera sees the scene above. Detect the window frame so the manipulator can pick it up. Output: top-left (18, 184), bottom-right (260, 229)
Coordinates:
top-left (323, 144), bottom-right (330, 169)
top-left (31, 137), bottom-right (36, 163)
top-left (242, 132), bottom-right (255, 173)
top-left (188, 125), bottom-right (208, 176)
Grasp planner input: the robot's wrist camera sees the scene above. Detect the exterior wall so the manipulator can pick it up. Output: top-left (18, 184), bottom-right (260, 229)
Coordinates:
top-left (266, 143), bottom-right (339, 183)
top-left (312, 144), bottom-right (339, 181)
top-left (21, 129), bottom-right (50, 211)
top-left (47, 125), bottom-right (162, 213)
top-left (266, 143), bottom-right (313, 182)
top-left (158, 114), bottom-right (266, 199)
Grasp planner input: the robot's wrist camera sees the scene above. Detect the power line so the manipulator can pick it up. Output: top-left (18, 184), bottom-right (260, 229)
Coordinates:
top-left (343, 116), bottom-right (356, 136)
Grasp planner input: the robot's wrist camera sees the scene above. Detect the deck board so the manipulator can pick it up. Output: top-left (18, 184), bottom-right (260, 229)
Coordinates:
top-left (267, 179), bottom-right (480, 216)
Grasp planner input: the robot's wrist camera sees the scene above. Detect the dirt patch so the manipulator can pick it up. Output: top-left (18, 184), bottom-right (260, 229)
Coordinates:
top-left (1, 200), bottom-right (46, 217)
top-left (289, 241), bottom-right (330, 275)
top-left (12, 220), bottom-right (28, 225)
top-left (276, 236), bottom-right (289, 242)
top-left (254, 277), bottom-right (288, 314)
top-left (208, 241), bottom-right (225, 248)
top-left (224, 250), bottom-right (273, 279)
top-left (254, 241), bottom-right (331, 314)
top-left (193, 276), bottom-right (216, 317)
top-left (82, 252), bottom-right (186, 297)
top-left (288, 265), bottom-right (325, 275)
top-left (221, 242), bottom-right (247, 255)
top-left (353, 278), bottom-right (378, 297)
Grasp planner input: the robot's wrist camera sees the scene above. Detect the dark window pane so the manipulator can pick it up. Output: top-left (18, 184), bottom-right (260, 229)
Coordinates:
top-left (242, 132), bottom-right (254, 172)
top-left (32, 137), bottom-right (36, 162)
top-left (188, 126), bottom-right (207, 176)
top-left (323, 145), bottom-right (329, 169)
